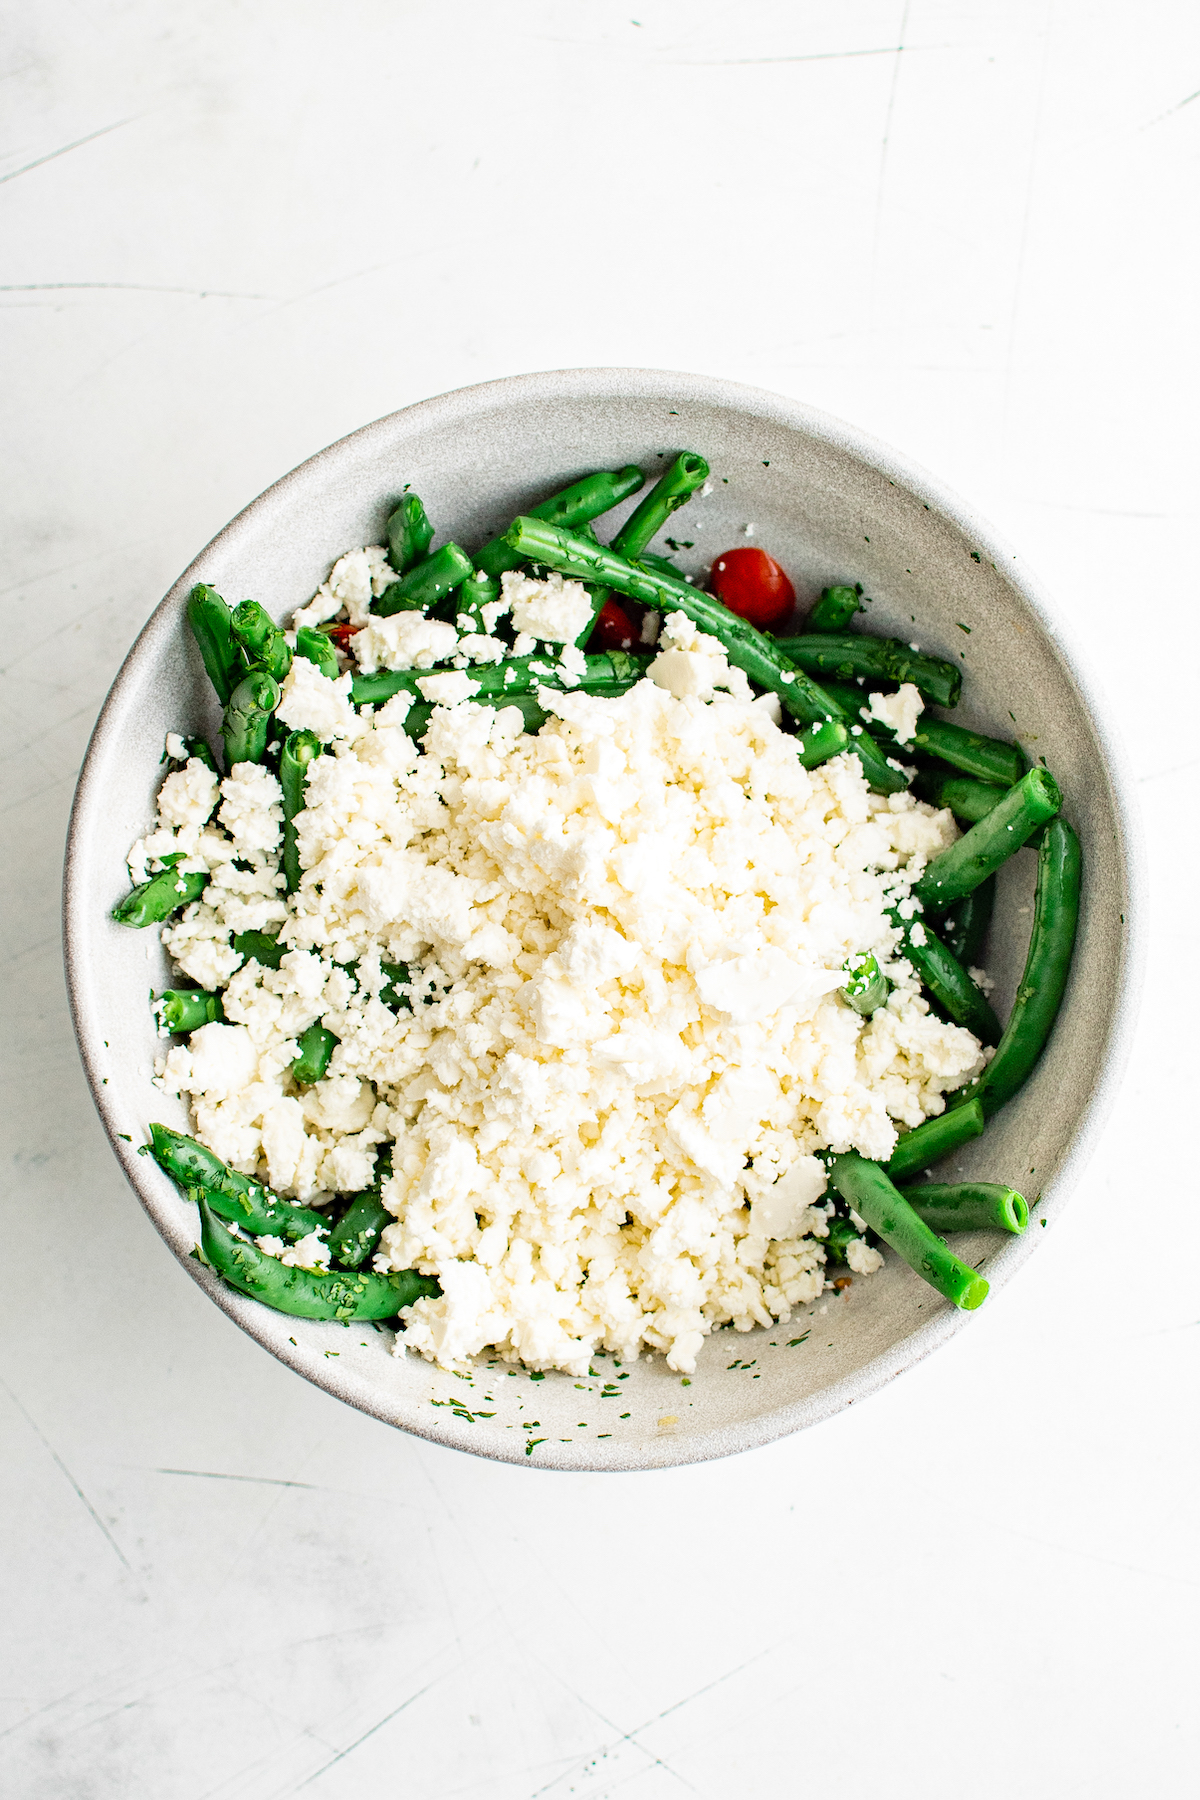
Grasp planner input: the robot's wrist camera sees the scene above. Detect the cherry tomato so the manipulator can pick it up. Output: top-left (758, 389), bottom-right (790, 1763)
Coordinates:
top-left (590, 599), bottom-right (636, 651)
top-left (321, 622), bottom-right (360, 649)
top-left (709, 547), bottom-right (795, 629)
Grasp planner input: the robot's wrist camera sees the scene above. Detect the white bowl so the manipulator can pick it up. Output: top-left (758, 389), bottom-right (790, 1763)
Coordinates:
top-left (63, 368), bottom-right (1144, 1469)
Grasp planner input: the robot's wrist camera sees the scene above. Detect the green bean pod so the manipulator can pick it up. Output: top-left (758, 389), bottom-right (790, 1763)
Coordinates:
top-left (773, 633), bottom-right (961, 709)
top-left (827, 1152), bottom-right (989, 1309)
top-left (885, 1096), bottom-right (986, 1182)
top-left (822, 1214), bottom-right (870, 1264)
top-left (920, 772), bottom-right (1007, 823)
top-left (387, 492), bottom-right (434, 574)
top-left (327, 1191), bottom-right (394, 1269)
top-left (940, 876), bottom-right (995, 968)
top-left (474, 465), bottom-right (646, 582)
top-left (379, 961), bottom-right (413, 1010)
top-left (950, 818), bottom-right (1081, 1118)
top-left (456, 567), bottom-right (502, 632)
top-left (144, 1123), bottom-right (329, 1241)
top-left (503, 518), bottom-right (906, 791)
top-left (232, 929), bottom-right (287, 971)
top-left (375, 542), bottom-right (474, 616)
top-left (806, 586), bottom-right (862, 631)
top-left (577, 454), bottom-right (709, 647)
top-left (899, 1183), bottom-right (1029, 1235)
top-left (187, 584), bottom-right (243, 705)
top-left (222, 669), bottom-right (281, 767)
top-left (913, 766), bottom-right (1062, 914)
top-left (230, 600), bottom-right (291, 682)
top-left (280, 730), bottom-right (321, 894)
top-left (169, 735), bottom-right (219, 773)
top-left (113, 857), bottom-right (208, 927)
top-left (294, 627), bottom-right (340, 680)
top-left (351, 648), bottom-right (650, 709)
top-left (153, 988), bottom-right (225, 1032)
top-left (895, 916), bottom-right (1001, 1044)
top-left (198, 1196), bottom-right (438, 1322)
top-left (840, 951), bottom-right (888, 1015)
top-left (292, 1020), bottom-right (337, 1085)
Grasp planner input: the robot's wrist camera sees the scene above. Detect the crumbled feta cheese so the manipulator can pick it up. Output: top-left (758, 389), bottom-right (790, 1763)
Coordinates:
top-left (293, 545), bottom-right (394, 631)
top-left (352, 612), bottom-right (460, 674)
top-left (846, 1237), bottom-right (884, 1275)
top-left (647, 610), bottom-right (753, 703)
top-left (640, 610), bottom-right (662, 645)
top-left (502, 569), bottom-right (596, 643)
top-left (164, 732), bottom-right (188, 761)
top-left (415, 670), bottom-right (481, 707)
top-left (454, 633), bottom-right (508, 666)
top-left (276, 657), bottom-right (358, 740)
top-left (867, 682), bottom-right (925, 744)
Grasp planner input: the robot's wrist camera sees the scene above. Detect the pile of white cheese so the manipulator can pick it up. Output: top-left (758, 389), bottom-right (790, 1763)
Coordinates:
top-left (138, 548), bottom-right (986, 1376)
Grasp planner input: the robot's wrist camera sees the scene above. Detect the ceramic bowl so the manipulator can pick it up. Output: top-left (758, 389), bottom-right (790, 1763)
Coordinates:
top-left (63, 368), bottom-right (1143, 1469)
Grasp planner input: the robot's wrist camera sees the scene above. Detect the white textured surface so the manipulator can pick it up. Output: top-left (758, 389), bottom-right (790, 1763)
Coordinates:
top-left (3, 4), bottom-right (1197, 1796)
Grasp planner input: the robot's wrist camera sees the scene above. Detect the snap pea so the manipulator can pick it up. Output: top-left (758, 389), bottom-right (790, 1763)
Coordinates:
top-left (230, 600), bottom-right (291, 682)
top-left (187, 584), bottom-right (242, 705)
top-left (292, 1020), bottom-right (337, 1085)
top-left (577, 453), bottom-right (709, 647)
top-left (895, 915), bottom-right (1001, 1045)
top-left (222, 669), bottom-right (281, 767)
top-left (197, 1196), bottom-right (439, 1322)
top-left (376, 542), bottom-right (474, 617)
top-left (233, 928), bottom-right (286, 971)
top-left (113, 855), bottom-right (208, 927)
top-left (773, 633), bottom-right (961, 709)
top-left (950, 818), bottom-right (1081, 1119)
top-left (913, 766), bottom-right (1062, 914)
top-left (153, 988), bottom-right (225, 1032)
top-left (387, 492), bottom-right (434, 574)
top-left (806, 585), bottom-right (862, 631)
top-left (294, 626), bottom-right (340, 681)
top-left (328, 1149), bottom-right (394, 1269)
top-left (940, 876), bottom-right (995, 969)
top-left (827, 1152), bottom-right (989, 1309)
top-left (280, 730), bottom-right (321, 893)
top-left (144, 1123), bottom-right (329, 1241)
top-left (885, 1096), bottom-right (986, 1182)
top-left (503, 517), bottom-right (906, 792)
top-left (899, 1183), bottom-right (1028, 1235)
top-left (474, 465), bottom-right (646, 583)
top-left (840, 950), bottom-right (888, 1015)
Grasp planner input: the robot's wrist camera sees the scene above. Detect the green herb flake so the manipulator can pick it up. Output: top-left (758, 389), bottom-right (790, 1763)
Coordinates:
top-left (619, 1412), bottom-right (631, 1419)
top-left (787, 1332), bottom-right (811, 1347)
top-left (525, 1439), bottom-right (545, 1456)
top-left (956, 621), bottom-right (972, 634)
top-left (969, 551), bottom-right (981, 563)
top-left (529, 1371), bottom-right (545, 1381)
top-left (117, 1132), bottom-right (132, 1142)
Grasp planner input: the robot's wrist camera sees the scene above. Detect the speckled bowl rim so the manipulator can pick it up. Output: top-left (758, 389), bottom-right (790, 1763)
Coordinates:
top-left (63, 368), bottom-right (1146, 1470)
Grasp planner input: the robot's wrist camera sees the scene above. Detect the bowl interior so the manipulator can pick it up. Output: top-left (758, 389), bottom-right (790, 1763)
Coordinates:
top-left (64, 368), bottom-right (1140, 1470)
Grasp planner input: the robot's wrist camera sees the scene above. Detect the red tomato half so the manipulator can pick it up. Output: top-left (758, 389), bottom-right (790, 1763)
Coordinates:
top-left (710, 547), bottom-right (795, 629)
top-left (590, 599), bottom-right (636, 651)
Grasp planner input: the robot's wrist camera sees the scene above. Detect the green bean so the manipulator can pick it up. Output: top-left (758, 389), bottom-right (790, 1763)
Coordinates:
top-left (222, 669), bottom-right (281, 767)
top-left (920, 772), bottom-right (1007, 823)
top-left (895, 915), bottom-right (1001, 1044)
top-left (793, 718), bottom-right (850, 767)
top-left (636, 551), bottom-right (680, 581)
top-left (885, 1096), bottom-right (985, 1182)
top-left (113, 855), bottom-right (208, 927)
top-left (913, 766), bottom-right (1061, 914)
top-left (351, 648), bottom-right (650, 709)
top-left (379, 961), bottom-right (413, 1010)
top-left (167, 735), bottom-right (219, 773)
top-left (950, 818), bottom-right (1081, 1119)
top-left (292, 1020), bottom-right (337, 1085)
top-left (328, 1149), bottom-right (394, 1269)
top-left (577, 454), bottom-right (709, 647)
top-left (899, 1183), bottom-right (1028, 1235)
top-left (841, 950), bottom-right (888, 1015)
top-left (807, 585), bottom-right (862, 631)
top-left (823, 1214), bottom-right (870, 1264)
top-left (294, 626), bottom-right (340, 681)
top-left (197, 1196), bottom-right (438, 1322)
top-left (456, 567), bottom-right (502, 632)
top-left (474, 465), bottom-right (646, 582)
top-left (144, 1123), bottom-right (329, 1242)
top-left (187, 584), bottom-right (243, 706)
top-left (504, 517), bottom-right (907, 791)
top-left (940, 876), bottom-right (995, 968)
top-left (387, 492), bottom-right (434, 574)
top-left (903, 718), bottom-right (1025, 786)
top-left (827, 1152), bottom-right (988, 1309)
top-left (233, 928), bottom-right (286, 971)
top-left (376, 542), bottom-right (474, 617)
top-left (773, 633), bottom-right (961, 709)
top-left (153, 988), bottom-right (225, 1032)
top-left (280, 730), bottom-right (320, 894)
top-left (230, 600), bottom-right (291, 682)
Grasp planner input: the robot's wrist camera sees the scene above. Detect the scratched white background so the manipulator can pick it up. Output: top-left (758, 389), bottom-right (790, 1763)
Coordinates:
top-left (3, 4), bottom-right (1198, 1795)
